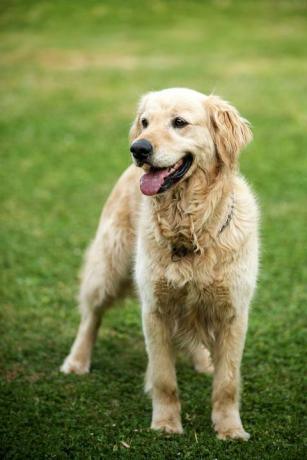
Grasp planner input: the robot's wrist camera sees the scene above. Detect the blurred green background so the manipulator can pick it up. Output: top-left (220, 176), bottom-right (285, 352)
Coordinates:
top-left (0, 1), bottom-right (306, 458)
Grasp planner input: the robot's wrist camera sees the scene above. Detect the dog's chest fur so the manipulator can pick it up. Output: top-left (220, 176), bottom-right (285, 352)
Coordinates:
top-left (144, 178), bottom-right (239, 346)
top-left (139, 173), bottom-right (251, 346)
top-left (154, 276), bottom-right (235, 348)
top-left (148, 180), bottom-right (235, 288)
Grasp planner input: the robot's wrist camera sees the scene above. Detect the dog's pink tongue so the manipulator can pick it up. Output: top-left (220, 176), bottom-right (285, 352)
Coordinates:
top-left (140, 168), bottom-right (170, 196)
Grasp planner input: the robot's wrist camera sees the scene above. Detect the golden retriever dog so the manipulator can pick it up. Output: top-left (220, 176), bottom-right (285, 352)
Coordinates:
top-left (61, 88), bottom-right (259, 441)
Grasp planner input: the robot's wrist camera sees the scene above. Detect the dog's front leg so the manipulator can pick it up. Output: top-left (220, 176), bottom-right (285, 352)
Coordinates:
top-left (142, 309), bottom-right (183, 434)
top-left (211, 313), bottom-right (250, 441)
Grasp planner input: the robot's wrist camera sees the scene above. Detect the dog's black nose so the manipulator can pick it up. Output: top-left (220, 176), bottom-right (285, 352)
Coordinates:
top-left (130, 139), bottom-right (153, 163)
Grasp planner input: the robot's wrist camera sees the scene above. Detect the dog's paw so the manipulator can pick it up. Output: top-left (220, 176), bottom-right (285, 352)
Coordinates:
top-left (192, 346), bottom-right (214, 375)
top-left (60, 356), bottom-right (90, 375)
top-left (194, 360), bottom-right (214, 375)
top-left (216, 427), bottom-right (250, 441)
top-left (151, 419), bottom-right (183, 434)
top-left (212, 409), bottom-right (249, 441)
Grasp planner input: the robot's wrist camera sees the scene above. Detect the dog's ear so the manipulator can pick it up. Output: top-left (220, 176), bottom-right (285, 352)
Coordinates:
top-left (129, 93), bottom-right (149, 142)
top-left (205, 95), bottom-right (252, 169)
top-left (129, 114), bottom-right (141, 141)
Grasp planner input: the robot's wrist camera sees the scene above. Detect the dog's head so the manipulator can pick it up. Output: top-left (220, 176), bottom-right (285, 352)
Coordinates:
top-left (130, 88), bottom-right (252, 196)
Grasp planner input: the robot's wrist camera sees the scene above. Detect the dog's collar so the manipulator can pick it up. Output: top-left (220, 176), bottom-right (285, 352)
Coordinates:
top-left (171, 193), bottom-right (235, 261)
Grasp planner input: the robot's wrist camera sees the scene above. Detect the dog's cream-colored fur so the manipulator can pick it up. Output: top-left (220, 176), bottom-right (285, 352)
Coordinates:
top-left (61, 88), bottom-right (259, 441)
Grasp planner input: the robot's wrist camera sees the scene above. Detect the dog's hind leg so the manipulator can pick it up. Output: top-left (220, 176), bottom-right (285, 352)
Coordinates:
top-left (60, 236), bottom-right (132, 374)
top-left (60, 166), bottom-right (141, 374)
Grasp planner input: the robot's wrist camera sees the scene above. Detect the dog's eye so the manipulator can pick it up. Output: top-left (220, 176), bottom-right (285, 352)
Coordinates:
top-left (172, 117), bottom-right (189, 128)
top-left (141, 118), bottom-right (148, 129)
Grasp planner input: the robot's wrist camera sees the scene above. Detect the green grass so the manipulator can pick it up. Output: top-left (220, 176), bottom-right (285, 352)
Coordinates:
top-left (1, 0), bottom-right (307, 458)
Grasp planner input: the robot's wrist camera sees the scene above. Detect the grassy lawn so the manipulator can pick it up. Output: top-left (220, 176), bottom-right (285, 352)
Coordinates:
top-left (1, 0), bottom-right (306, 458)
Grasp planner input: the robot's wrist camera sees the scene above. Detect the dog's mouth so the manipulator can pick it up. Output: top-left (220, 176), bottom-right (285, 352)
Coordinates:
top-left (140, 153), bottom-right (193, 196)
